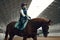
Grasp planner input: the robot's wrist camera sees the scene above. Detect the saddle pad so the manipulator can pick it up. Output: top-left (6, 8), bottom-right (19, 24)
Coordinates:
top-left (14, 20), bottom-right (28, 30)
top-left (15, 21), bottom-right (19, 29)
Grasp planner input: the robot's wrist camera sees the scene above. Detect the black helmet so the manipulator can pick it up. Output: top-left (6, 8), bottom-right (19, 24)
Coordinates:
top-left (21, 3), bottom-right (27, 8)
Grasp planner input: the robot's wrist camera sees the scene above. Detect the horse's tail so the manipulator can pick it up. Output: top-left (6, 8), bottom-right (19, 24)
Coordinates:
top-left (4, 26), bottom-right (9, 40)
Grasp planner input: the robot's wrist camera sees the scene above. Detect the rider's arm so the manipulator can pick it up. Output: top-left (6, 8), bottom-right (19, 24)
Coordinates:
top-left (20, 9), bottom-right (26, 17)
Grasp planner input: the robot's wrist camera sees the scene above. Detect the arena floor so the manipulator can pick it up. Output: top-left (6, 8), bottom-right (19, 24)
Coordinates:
top-left (13, 36), bottom-right (60, 40)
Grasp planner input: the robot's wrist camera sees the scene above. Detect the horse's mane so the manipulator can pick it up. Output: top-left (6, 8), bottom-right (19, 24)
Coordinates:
top-left (31, 18), bottom-right (50, 23)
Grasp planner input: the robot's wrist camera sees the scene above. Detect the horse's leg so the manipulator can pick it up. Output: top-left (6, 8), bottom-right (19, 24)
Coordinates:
top-left (4, 27), bottom-right (9, 40)
top-left (33, 36), bottom-right (37, 40)
top-left (8, 34), bottom-right (14, 40)
top-left (4, 31), bottom-right (8, 40)
top-left (23, 37), bottom-right (27, 40)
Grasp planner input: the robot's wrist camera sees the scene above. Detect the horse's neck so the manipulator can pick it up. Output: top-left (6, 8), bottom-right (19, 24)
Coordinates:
top-left (29, 19), bottom-right (41, 29)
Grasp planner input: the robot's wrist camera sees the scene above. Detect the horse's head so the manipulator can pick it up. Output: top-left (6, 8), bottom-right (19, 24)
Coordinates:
top-left (42, 20), bottom-right (51, 37)
top-left (31, 18), bottom-right (51, 37)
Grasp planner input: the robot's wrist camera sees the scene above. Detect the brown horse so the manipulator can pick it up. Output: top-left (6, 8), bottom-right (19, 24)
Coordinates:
top-left (4, 18), bottom-right (51, 40)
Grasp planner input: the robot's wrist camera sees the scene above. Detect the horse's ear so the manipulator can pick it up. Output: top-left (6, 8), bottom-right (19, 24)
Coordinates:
top-left (48, 20), bottom-right (51, 23)
top-left (48, 20), bottom-right (51, 25)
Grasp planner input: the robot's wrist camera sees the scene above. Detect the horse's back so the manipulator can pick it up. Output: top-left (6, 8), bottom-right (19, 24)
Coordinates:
top-left (6, 21), bottom-right (17, 31)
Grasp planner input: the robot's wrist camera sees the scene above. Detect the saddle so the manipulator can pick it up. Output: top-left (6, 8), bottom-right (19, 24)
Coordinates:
top-left (15, 20), bottom-right (28, 31)
top-left (15, 16), bottom-right (31, 31)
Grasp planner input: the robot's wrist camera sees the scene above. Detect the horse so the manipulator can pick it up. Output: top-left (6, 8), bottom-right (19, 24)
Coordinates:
top-left (4, 18), bottom-right (51, 40)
